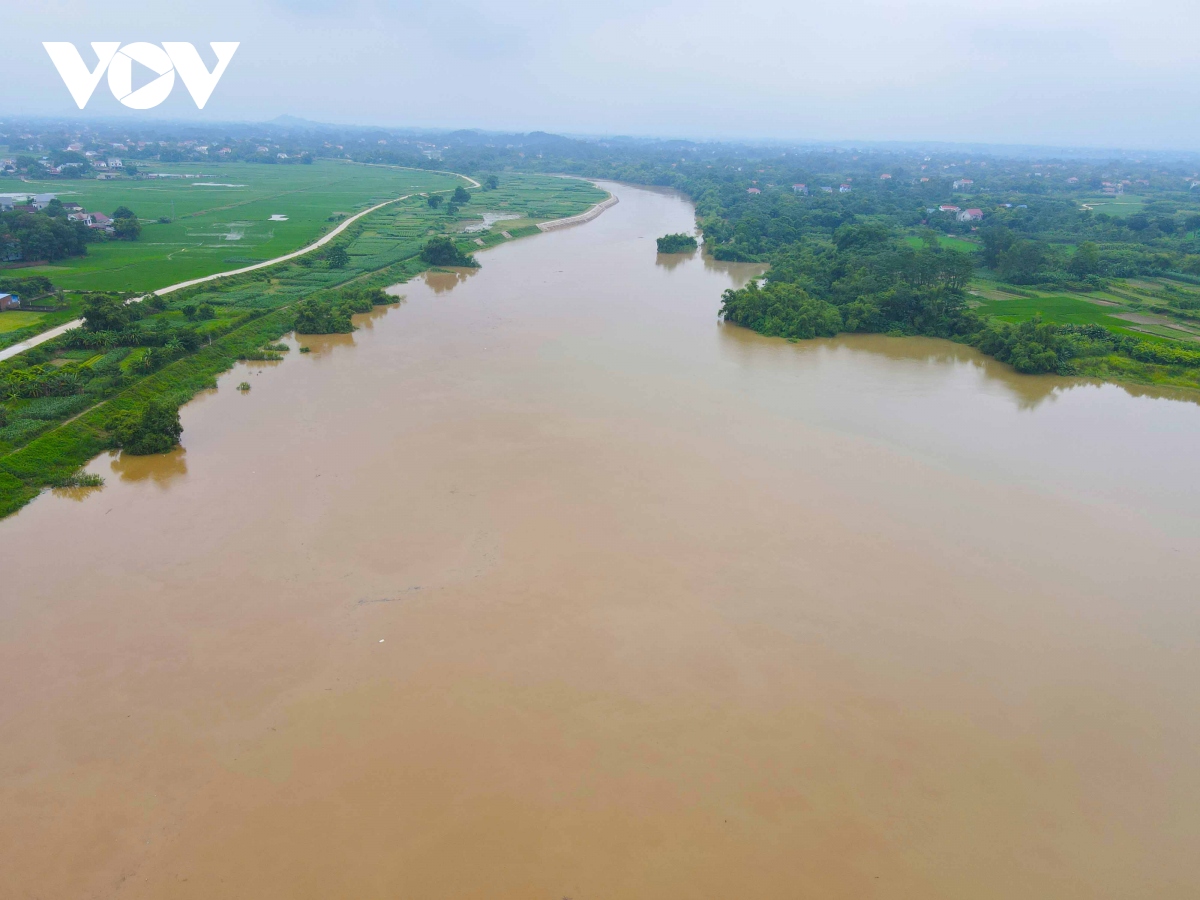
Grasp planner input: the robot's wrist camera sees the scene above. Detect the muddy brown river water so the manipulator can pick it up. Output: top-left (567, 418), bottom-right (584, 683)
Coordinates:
top-left (3, 182), bottom-right (1200, 899)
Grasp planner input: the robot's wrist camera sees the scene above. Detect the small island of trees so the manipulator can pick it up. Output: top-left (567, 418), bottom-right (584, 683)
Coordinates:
top-left (657, 233), bottom-right (698, 253)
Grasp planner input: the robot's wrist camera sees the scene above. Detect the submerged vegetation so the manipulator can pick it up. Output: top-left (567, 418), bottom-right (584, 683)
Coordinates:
top-left (294, 286), bottom-right (393, 334)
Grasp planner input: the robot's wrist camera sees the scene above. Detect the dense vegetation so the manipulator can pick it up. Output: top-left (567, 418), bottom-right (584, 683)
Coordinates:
top-left (721, 228), bottom-right (1200, 376)
top-left (295, 286), bottom-right (392, 334)
top-left (419, 235), bottom-right (479, 268)
top-left (657, 233), bottom-right (698, 253)
top-left (1, 204), bottom-right (89, 263)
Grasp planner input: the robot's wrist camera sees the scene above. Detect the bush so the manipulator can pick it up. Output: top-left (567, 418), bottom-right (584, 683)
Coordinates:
top-left (110, 399), bottom-right (183, 455)
top-left (419, 235), bottom-right (477, 267)
top-left (326, 245), bottom-right (350, 269)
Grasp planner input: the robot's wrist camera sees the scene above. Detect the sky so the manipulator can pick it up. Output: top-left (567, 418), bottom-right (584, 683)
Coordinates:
top-left (5, 0), bottom-right (1200, 150)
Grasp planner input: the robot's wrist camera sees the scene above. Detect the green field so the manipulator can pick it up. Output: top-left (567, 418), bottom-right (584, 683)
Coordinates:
top-left (904, 234), bottom-right (979, 252)
top-left (1079, 195), bottom-right (1146, 216)
top-left (971, 290), bottom-right (1200, 345)
top-left (974, 293), bottom-right (1131, 328)
top-left (0, 311), bottom-right (44, 334)
top-left (7, 161), bottom-right (467, 292)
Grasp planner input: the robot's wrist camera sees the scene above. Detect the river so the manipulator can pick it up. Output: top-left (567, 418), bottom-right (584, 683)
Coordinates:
top-left (2, 182), bottom-right (1199, 899)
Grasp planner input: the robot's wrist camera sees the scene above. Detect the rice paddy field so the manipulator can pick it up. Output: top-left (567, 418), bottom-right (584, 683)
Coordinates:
top-left (972, 278), bottom-right (1200, 344)
top-left (904, 234), bottom-right (979, 252)
top-left (1078, 195), bottom-right (1147, 216)
top-left (7, 161), bottom-right (468, 292)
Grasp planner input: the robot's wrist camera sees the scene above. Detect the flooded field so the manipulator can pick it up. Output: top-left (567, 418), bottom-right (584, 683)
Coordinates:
top-left (3, 182), bottom-right (1199, 899)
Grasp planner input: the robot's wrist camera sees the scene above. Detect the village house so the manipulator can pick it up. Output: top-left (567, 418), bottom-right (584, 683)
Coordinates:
top-left (839, 184), bottom-right (851, 192)
top-left (957, 208), bottom-right (984, 222)
top-left (952, 179), bottom-right (974, 189)
top-left (107, 158), bottom-right (123, 168)
top-left (0, 292), bottom-right (21, 312)
top-left (880, 173), bottom-right (892, 180)
top-left (1067, 177), bottom-right (1079, 184)
top-left (70, 211), bottom-right (113, 232)
top-left (746, 187), bottom-right (761, 194)
top-left (939, 205), bottom-right (961, 213)
top-left (792, 183), bottom-right (807, 194)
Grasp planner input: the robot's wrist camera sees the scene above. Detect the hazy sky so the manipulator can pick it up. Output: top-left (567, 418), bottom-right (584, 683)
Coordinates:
top-left (6, 0), bottom-right (1200, 149)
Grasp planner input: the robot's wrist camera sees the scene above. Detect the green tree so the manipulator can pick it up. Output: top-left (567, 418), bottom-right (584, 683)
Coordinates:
top-left (1067, 241), bottom-right (1101, 277)
top-left (427, 194), bottom-right (443, 209)
top-left (112, 400), bottom-right (183, 455)
top-left (419, 235), bottom-right (477, 267)
top-left (326, 245), bottom-right (350, 269)
top-left (452, 185), bottom-right (471, 204)
top-left (112, 217), bottom-right (141, 241)
top-left (996, 240), bottom-right (1047, 284)
top-left (82, 293), bottom-right (133, 332)
top-left (484, 175), bottom-right (499, 190)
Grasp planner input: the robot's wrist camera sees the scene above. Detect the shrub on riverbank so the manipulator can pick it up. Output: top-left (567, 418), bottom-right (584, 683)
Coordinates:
top-left (108, 399), bottom-right (183, 455)
top-left (419, 236), bottom-right (478, 268)
top-left (293, 286), bottom-right (393, 334)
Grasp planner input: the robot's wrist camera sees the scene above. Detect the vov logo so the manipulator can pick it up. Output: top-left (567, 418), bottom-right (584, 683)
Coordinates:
top-left (43, 42), bottom-right (240, 110)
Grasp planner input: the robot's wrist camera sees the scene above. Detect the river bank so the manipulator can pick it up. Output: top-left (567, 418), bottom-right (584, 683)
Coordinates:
top-left (0, 175), bottom-right (610, 517)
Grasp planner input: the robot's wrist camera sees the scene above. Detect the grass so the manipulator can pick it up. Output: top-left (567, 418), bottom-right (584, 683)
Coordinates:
top-left (1079, 195), bottom-right (1146, 216)
top-left (0, 311), bottom-right (45, 333)
top-left (904, 234), bottom-right (979, 252)
top-left (974, 292), bottom-right (1154, 337)
top-left (6, 161), bottom-right (467, 292)
top-left (0, 296), bottom-right (85, 350)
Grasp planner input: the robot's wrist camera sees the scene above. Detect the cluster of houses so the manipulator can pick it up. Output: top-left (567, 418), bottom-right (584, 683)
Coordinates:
top-left (0, 195), bottom-right (115, 234)
top-left (936, 204), bottom-right (984, 222)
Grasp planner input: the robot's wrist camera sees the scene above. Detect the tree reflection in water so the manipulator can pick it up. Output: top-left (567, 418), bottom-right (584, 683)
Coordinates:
top-left (108, 446), bottom-right (189, 486)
